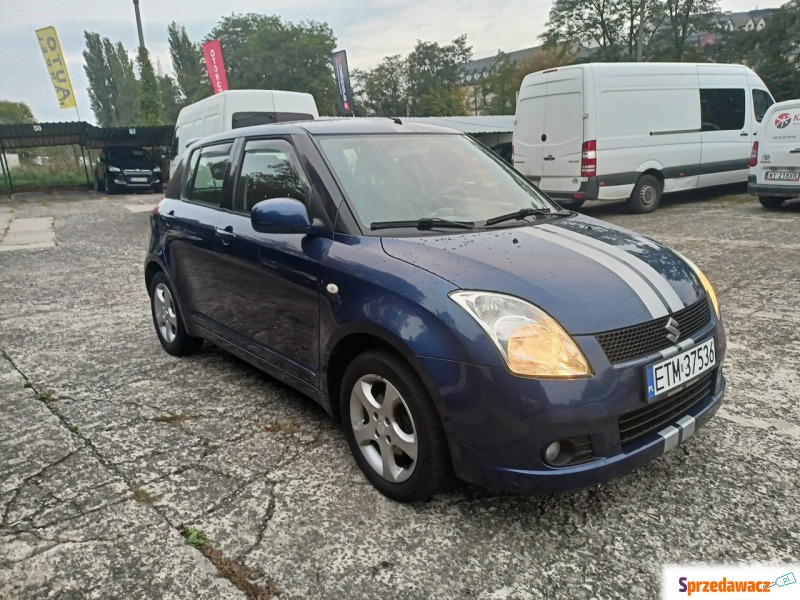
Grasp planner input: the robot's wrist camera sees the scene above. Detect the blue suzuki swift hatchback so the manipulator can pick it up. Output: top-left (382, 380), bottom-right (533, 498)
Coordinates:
top-left (146, 119), bottom-right (726, 503)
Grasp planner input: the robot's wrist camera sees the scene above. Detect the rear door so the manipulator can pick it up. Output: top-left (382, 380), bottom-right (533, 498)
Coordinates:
top-left (513, 72), bottom-right (549, 180)
top-left (540, 70), bottom-right (584, 192)
top-left (753, 102), bottom-right (800, 185)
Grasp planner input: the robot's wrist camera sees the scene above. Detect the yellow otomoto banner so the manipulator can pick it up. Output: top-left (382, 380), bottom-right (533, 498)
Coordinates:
top-left (35, 26), bottom-right (77, 109)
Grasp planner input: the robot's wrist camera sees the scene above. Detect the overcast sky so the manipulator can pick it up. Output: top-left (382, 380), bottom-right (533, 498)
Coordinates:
top-left (0, 0), bottom-right (786, 124)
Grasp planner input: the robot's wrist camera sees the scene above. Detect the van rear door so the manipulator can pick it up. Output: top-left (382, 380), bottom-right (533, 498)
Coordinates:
top-left (753, 102), bottom-right (800, 185)
top-left (539, 69), bottom-right (584, 193)
top-left (513, 72), bottom-right (549, 181)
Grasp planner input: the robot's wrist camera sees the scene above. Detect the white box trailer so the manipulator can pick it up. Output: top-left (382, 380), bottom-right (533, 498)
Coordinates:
top-left (171, 90), bottom-right (319, 174)
top-left (512, 63), bottom-right (775, 212)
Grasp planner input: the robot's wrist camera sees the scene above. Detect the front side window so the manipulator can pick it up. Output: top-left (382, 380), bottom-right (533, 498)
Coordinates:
top-left (233, 139), bottom-right (310, 213)
top-left (700, 88), bottom-right (746, 131)
top-left (183, 142), bottom-right (232, 207)
top-left (317, 134), bottom-right (554, 231)
top-left (752, 89), bottom-right (774, 123)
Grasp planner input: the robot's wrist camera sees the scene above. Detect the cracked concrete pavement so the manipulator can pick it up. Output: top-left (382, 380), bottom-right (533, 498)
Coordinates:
top-left (0, 189), bottom-right (798, 599)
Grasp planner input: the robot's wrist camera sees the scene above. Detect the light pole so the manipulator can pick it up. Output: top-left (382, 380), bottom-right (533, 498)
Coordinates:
top-left (133, 0), bottom-right (145, 50)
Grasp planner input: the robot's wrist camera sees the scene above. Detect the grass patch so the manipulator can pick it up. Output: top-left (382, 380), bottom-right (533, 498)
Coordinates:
top-left (36, 391), bottom-right (56, 405)
top-left (153, 413), bottom-right (199, 426)
top-left (184, 526), bottom-right (207, 548)
top-left (23, 381), bottom-right (32, 388)
top-left (9, 165), bottom-right (89, 192)
top-left (179, 526), bottom-right (278, 599)
top-left (68, 424), bottom-right (79, 434)
top-left (131, 485), bottom-right (159, 505)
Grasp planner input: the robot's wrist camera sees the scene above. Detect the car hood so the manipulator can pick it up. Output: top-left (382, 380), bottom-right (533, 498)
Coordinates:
top-left (380, 215), bottom-right (704, 334)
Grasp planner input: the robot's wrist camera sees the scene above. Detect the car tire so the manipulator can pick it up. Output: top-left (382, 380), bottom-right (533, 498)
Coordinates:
top-left (149, 271), bottom-right (203, 356)
top-left (556, 198), bottom-right (585, 211)
top-left (105, 175), bottom-right (116, 195)
top-left (340, 350), bottom-right (452, 503)
top-left (759, 197), bottom-right (786, 209)
top-left (153, 184), bottom-right (164, 194)
top-left (627, 174), bottom-right (662, 214)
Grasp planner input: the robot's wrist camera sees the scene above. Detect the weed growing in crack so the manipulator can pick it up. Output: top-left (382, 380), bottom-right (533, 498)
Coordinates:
top-left (131, 486), bottom-right (159, 505)
top-left (36, 391), bottom-right (55, 404)
top-left (68, 424), bottom-right (79, 434)
top-left (184, 527), bottom-right (207, 548)
top-left (23, 381), bottom-right (32, 388)
top-left (154, 413), bottom-right (199, 426)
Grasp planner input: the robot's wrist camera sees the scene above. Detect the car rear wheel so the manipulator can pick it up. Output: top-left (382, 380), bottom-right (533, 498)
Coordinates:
top-left (759, 197), bottom-right (786, 209)
top-left (149, 272), bottom-right (202, 356)
top-left (340, 350), bottom-right (452, 503)
top-left (627, 174), bottom-right (662, 214)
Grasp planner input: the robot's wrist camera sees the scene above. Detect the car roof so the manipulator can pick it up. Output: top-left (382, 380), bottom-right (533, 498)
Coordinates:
top-left (193, 117), bottom-right (463, 148)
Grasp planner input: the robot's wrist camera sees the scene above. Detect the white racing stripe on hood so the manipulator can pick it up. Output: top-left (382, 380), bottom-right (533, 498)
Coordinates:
top-left (518, 227), bottom-right (669, 319)
top-left (539, 224), bottom-right (685, 312)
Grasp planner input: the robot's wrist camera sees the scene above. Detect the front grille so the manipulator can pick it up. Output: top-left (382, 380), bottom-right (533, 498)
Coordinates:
top-left (618, 371), bottom-right (714, 446)
top-left (596, 298), bottom-right (711, 364)
top-left (571, 436), bottom-right (594, 465)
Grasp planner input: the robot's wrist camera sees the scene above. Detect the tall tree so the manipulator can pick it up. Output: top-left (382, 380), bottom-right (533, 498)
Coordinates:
top-left (136, 47), bottom-right (162, 125)
top-left (167, 22), bottom-right (209, 104)
top-left (158, 75), bottom-right (182, 124)
top-left (352, 55), bottom-right (409, 117)
top-left (83, 32), bottom-right (139, 126)
top-left (0, 100), bottom-right (35, 124)
top-left (649, 0), bottom-right (720, 61)
top-left (543, 0), bottom-right (661, 61)
top-left (406, 35), bottom-right (472, 116)
top-left (479, 53), bottom-right (520, 115)
top-left (207, 14), bottom-right (338, 114)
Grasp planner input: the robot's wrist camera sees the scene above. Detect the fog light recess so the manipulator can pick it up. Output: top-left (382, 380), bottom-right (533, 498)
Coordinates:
top-left (542, 439), bottom-right (576, 466)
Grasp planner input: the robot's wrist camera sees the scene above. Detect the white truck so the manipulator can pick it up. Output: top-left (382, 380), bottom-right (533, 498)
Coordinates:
top-left (171, 90), bottom-right (319, 174)
top-left (748, 98), bottom-right (800, 209)
top-left (512, 62), bottom-right (774, 212)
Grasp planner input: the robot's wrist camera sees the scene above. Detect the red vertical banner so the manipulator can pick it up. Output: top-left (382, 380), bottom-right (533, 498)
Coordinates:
top-left (202, 39), bottom-right (229, 94)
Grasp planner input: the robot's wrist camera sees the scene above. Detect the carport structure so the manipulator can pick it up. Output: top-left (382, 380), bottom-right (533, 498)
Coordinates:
top-left (0, 122), bottom-right (173, 197)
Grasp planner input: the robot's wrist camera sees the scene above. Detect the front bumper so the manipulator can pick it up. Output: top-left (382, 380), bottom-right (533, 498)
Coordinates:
top-left (111, 172), bottom-right (162, 189)
top-left (419, 321), bottom-right (726, 494)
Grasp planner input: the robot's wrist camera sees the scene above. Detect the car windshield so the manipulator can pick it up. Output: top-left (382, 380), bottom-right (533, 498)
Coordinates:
top-left (107, 148), bottom-right (152, 162)
top-left (316, 134), bottom-right (555, 231)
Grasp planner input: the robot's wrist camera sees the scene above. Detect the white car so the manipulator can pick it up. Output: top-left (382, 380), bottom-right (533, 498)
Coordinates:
top-left (748, 98), bottom-right (800, 208)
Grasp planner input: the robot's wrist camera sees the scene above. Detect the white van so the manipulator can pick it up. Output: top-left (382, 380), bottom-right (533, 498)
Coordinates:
top-left (171, 90), bottom-right (319, 174)
top-left (748, 99), bottom-right (800, 208)
top-left (513, 63), bottom-right (774, 212)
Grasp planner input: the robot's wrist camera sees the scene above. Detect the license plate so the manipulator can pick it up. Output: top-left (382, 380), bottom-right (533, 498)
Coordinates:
top-left (645, 338), bottom-right (716, 400)
top-left (765, 171), bottom-right (800, 181)
top-left (130, 177), bottom-right (148, 183)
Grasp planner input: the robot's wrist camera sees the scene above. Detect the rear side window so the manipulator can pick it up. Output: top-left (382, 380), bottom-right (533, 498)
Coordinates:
top-left (700, 88), bottom-right (745, 131)
top-left (752, 89), bottom-right (774, 123)
top-left (182, 142), bottom-right (232, 207)
top-left (233, 139), bottom-right (310, 213)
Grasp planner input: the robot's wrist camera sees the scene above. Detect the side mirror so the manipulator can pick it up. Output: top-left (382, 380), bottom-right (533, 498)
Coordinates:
top-left (251, 198), bottom-right (312, 234)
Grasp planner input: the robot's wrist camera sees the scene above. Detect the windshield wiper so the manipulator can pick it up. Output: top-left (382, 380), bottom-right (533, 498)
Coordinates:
top-left (484, 207), bottom-right (569, 226)
top-left (370, 217), bottom-right (475, 231)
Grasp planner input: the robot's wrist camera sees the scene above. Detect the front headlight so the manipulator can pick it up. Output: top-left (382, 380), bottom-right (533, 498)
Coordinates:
top-left (450, 291), bottom-right (592, 378)
top-left (153, 166), bottom-right (161, 173)
top-left (107, 165), bottom-right (121, 173)
top-left (672, 251), bottom-right (720, 318)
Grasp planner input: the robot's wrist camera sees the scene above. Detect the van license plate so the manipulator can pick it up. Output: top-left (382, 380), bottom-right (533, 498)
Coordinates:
top-left (765, 171), bottom-right (800, 181)
top-left (645, 338), bottom-right (716, 400)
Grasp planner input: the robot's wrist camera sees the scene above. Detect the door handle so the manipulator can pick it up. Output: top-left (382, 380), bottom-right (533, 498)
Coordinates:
top-left (161, 210), bottom-right (175, 221)
top-left (215, 226), bottom-right (236, 240)
top-left (740, 132), bottom-right (749, 137)
top-left (543, 155), bottom-right (555, 161)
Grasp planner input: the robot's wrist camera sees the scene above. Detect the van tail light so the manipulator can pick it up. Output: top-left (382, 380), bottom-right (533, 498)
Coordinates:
top-left (749, 141), bottom-right (759, 167)
top-left (581, 140), bottom-right (597, 177)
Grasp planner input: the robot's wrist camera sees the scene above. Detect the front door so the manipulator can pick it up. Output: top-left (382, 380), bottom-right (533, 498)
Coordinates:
top-left (214, 137), bottom-right (329, 386)
top-left (698, 87), bottom-right (752, 187)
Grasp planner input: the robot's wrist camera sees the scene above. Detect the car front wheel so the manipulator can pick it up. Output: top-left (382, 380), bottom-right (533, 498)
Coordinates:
top-left (149, 271), bottom-right (202, 356)
top-left (340, 350), bottom-right (452, 503)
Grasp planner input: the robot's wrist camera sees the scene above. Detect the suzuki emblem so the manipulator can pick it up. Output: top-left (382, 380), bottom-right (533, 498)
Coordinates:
top-left (665, 317), bottom-right (680, 344)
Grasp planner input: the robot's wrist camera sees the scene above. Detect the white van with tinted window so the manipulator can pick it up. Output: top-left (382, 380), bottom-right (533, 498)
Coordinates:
top-left (171, 90), bottom-right (319, 174)
top-left (513, 63), bottom-right (774, 213)
top-left (748, 99), bottom-right (800, 208)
